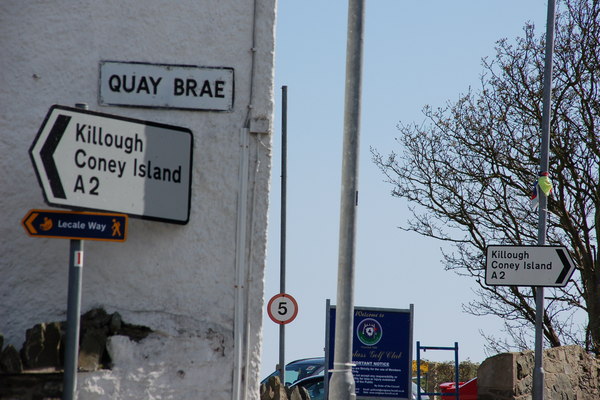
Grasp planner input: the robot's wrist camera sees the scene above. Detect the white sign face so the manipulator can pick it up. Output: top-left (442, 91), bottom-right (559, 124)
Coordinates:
top-left (99, 61), bottom-right (234, 111)
top-left (485, 245), bottom-right (576, 287)
top-left (30, 105), bottom-right (193, 224)
top-left (267, 293), bottom-right (298, 325)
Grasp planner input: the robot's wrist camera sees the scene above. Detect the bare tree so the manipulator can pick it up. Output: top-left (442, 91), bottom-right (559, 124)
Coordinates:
top-left (372, 0), bottom-right (600, 356)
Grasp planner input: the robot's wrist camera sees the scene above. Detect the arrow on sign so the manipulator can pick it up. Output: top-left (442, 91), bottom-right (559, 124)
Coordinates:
top-left (24, 211), bottom-right (40, 234)
top-left (485, 245), bottom-right (577, 287)
top-left (554, 248), bottom-right (574, 284)
top-left (40, 114), bottom-right (71, 199)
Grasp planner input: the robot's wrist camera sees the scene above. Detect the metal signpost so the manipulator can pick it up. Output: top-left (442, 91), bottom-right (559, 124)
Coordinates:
top-left (534, 2), bottom-right (557, 399)
top-left (30, 105), bottom-right (193, 224)
top-left (22, 206), bottom-right (128, 400)
top-left (63, 236), bottom-right (83, 400)
top-left (485, 245), bottom-right (576, 287)
top-left (28, 102), bottom-right (193, 399)
top-left (278, 85), bottom-right (289, 384)
top-left (485, 3), bottom-right (558, 399)
top-left (484, 242), bottom-right (575, 400)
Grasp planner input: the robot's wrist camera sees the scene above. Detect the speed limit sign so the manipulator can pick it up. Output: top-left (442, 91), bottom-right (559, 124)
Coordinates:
top-left (267, 293), bottom-right (298, 325)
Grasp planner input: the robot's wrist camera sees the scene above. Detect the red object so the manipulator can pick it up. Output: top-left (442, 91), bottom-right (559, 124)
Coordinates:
top-left (440, 378), bottom-right (477, 399)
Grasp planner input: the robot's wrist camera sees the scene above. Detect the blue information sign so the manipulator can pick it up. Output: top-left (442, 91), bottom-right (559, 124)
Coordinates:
top-left (328, 305), bottom-right (413, 399)
top-left (22, 209), bottom-right (127, 242)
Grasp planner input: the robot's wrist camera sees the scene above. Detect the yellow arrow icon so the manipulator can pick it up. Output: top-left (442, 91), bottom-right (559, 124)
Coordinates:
top-left (24, 212), bottom-right (39, 234)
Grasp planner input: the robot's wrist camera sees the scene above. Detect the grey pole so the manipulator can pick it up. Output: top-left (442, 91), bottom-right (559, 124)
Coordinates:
top-left (329, 1), bottom-right (365, 400)
top-left (63, 102), bottom-right (88, 400)
top-left (64, 239), bottom-right (84, 400)
top-left (533, 2), bottom-right (556, 400)
top-left (279, 85), bottom-right (288, 384)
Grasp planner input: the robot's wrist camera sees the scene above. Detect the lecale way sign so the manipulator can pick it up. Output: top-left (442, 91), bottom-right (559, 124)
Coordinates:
top-left (485, 245), bottom-right (576, 287)
top-left (30, 105), bottom-right (193, 224)
top-left (22, 209), bottom-right (127, 242)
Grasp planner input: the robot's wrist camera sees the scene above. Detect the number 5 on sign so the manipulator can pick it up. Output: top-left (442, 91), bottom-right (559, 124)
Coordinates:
top-left (267, 293), bottom-right (298, 325)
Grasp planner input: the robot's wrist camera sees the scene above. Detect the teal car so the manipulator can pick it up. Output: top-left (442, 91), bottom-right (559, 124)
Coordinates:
top-left (261, 357), bottom-right (325, 386)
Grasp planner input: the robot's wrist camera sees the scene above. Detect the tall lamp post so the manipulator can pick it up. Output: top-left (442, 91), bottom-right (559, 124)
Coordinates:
top-left (329, 1), bottom-right (365, 400)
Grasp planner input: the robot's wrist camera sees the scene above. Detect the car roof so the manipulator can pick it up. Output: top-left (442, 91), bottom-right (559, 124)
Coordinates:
top-left (260, 357), bottom-right (325, 385)
top-left (288, 357), bottom-right (324, 365)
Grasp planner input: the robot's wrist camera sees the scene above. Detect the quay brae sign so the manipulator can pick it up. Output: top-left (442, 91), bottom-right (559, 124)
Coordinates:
top-left (485, 245), bottom-right (576, 287)
top-left (99, 61), bottom-right (234, 111)
top-left (30, 105), bottom-right (193, 224)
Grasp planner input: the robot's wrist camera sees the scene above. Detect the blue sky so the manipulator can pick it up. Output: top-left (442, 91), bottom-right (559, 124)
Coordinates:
top-left (261, 0), bottom-right (549, 377)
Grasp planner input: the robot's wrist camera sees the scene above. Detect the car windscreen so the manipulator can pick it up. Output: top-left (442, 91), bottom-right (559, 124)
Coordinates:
top-left (284, 360), bottom-right (323, 384)
top-left (262, 359), bottom-right (325, 386)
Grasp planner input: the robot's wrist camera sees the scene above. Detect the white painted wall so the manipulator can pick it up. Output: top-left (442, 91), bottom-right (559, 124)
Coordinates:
top-left (0, 1), bottom-right (276, 399)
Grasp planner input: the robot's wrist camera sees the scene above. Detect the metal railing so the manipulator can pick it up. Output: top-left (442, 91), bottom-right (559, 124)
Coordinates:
top-left (416, 342), bottom-right (459, 400)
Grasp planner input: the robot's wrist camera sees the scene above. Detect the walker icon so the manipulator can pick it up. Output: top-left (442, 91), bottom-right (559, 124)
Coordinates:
top-left (111, 218), bottom-right (122, 237)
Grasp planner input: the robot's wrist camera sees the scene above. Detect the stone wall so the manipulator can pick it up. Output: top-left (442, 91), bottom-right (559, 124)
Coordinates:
top-left (478, 345), bottom-right (600, 400)
top-left (260, 376), bottom-right (309, 400)
top-left (0, 309), bottom-right (152, 399)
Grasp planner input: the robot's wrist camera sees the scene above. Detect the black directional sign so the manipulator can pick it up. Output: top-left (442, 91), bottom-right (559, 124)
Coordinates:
top-left (485, 245), bottom-right (576, 287)
top-left (30, 105), bottom-right (193, 224)
top-left (22, 209), bottom-right (127, 242)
